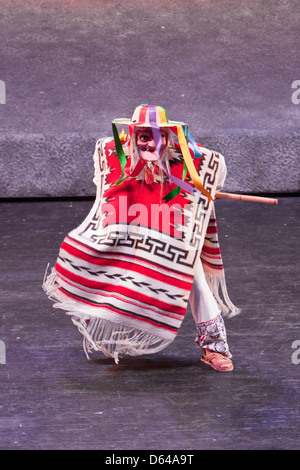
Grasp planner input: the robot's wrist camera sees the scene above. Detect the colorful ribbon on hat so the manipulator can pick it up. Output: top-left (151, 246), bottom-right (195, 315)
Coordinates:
top-left (176, 124), bottom-right (214, 201)
top-left (112, 123), bottom-right (127, 182)
top-left (147, 105), bottom-right (196, 196)
top-left (163, 128), bottom-right (205, 201)
top-left (187, 131), bottom-right (203, 158)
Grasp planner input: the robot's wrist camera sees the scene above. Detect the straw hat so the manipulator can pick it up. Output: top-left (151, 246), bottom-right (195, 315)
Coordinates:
top-left (112, 104), bottom-right (187, 129)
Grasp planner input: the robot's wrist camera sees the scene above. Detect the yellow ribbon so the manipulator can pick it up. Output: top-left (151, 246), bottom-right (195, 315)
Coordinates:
top-left (177, 125), bottom-right (215, 202)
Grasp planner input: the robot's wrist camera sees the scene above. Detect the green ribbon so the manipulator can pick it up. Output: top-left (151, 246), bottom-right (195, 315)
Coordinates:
top-left (163, 161), bottom-right (187, 202)
top-left (112, 123), bottom-right (127, 182)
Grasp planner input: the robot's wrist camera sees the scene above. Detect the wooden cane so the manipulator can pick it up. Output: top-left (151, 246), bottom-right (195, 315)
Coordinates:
top-left (216, 192), bottom-right (278, 204)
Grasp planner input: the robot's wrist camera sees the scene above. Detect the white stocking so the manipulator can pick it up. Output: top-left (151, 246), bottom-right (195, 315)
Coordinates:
top-left (189, 259), bottom-right (231, 357)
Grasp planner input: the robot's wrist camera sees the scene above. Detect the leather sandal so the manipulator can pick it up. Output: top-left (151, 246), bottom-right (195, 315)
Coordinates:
top-left (201, 349), bottom-right (234, 372)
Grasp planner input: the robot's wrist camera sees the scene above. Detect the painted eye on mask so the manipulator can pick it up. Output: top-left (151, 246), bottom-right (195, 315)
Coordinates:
top-left (137, 131), bottom-right (167, 140)
top-left (139, 134), bottom-right (150, 141)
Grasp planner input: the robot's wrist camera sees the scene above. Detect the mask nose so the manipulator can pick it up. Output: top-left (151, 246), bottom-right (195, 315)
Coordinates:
top-left (146, 137), bottom-right (156, 150)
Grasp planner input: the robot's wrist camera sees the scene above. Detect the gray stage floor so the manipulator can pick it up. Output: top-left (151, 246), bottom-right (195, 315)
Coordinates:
top-left (0, 196), bottom-right (299, 451)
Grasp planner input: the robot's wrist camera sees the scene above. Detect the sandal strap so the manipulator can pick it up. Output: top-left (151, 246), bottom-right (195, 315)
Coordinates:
top-left (201, 352), bottom-right (233, 371)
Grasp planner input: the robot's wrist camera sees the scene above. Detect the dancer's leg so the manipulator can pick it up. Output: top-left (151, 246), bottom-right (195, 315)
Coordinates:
top-left (189, 260), bottom-right (233, 371)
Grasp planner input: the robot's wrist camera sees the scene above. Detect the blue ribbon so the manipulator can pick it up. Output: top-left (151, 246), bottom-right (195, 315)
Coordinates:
top-left (187, 131), bottom-right (203, 158)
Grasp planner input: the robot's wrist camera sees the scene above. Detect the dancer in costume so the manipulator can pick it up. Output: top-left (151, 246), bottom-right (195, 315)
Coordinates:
top-left (44, 104), bottom-right (239, 371)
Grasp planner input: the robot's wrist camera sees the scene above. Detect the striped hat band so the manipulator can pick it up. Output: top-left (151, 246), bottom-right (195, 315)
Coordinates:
top-left (112, 104), bottom-right (187, 128)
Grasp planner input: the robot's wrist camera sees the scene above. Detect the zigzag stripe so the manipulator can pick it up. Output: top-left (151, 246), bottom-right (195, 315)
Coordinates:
top-left (55, 262), bottom-right (187, 316)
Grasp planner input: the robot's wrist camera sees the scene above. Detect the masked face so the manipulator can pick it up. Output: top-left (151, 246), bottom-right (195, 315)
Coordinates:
top-left (135, 127), bottom-right (168, 162)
